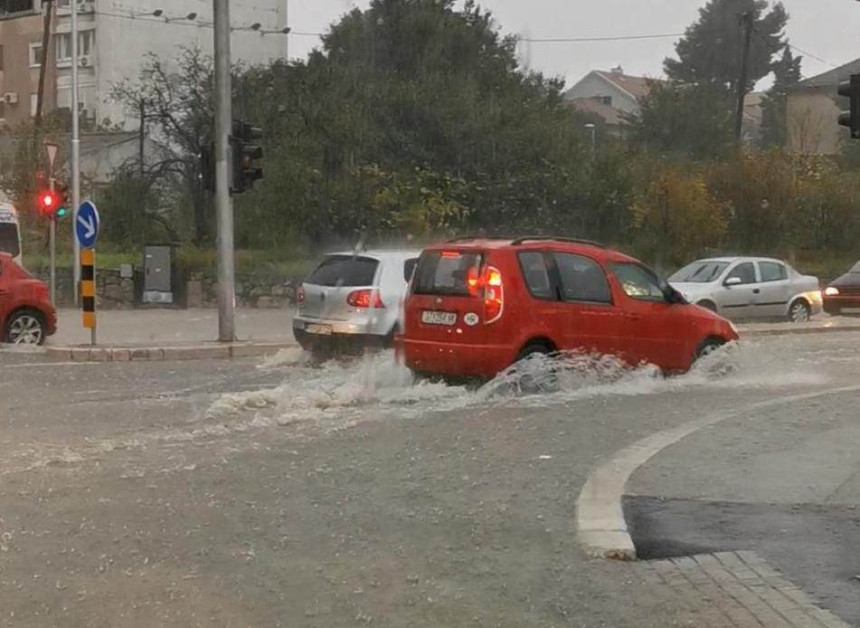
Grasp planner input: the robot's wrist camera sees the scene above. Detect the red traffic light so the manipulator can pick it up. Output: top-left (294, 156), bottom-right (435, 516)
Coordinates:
top-left (38, 190), bottom-right (58, 216)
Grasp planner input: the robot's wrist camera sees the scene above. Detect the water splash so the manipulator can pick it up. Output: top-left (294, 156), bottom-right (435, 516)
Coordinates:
top-left (208, 339), bottom-right (826, 428)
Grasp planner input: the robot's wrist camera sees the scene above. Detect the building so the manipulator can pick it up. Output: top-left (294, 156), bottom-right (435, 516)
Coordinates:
top-left (0, 0), bottom-right (57, 127)
top-left (564, 66), bottom-right (659, 135)
top-left (785, 58), bottom-right (860, 155)
top-left (53, 0), bottom-right (289, 129)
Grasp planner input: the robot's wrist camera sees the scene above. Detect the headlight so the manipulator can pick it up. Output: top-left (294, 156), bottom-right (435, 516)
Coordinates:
top-left (825, 287), bottom-right (840, 296)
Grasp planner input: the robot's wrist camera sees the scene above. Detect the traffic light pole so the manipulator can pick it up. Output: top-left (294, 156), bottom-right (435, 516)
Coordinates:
top-left (49, 177), bottom-right (56, 305)
top-left (214, 0), bottom-right (236, 342)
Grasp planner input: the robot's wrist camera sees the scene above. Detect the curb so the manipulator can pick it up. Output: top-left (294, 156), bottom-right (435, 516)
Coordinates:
top-left (575, 385), bottom-right (860, 561)
top-left (740, 324), bottom-right (860, 337)
top-left (44, 342), bottom-right (296, 363)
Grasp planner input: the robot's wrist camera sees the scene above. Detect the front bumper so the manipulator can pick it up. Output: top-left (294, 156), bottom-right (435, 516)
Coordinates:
top-left (823, 295), bottom-right (860, 315)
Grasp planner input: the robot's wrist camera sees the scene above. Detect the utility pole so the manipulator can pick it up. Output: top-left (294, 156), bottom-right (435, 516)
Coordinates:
top-left (734, 11), bottom-right (754, 143)
top-left (214, 0), bottom-right (236, 342)
top-left (71, 0), bottom-right (81, 303)
top-left (34, 0), bottom-right (54, 134)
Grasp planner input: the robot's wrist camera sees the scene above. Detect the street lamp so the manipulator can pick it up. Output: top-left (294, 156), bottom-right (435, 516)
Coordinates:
top-left (584, 123), bottom-right (597, 158)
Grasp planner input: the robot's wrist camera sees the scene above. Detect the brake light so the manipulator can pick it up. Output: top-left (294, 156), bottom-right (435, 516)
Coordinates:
top-left (483, 266), bottom-right (503, 323)
top-left (347, 289), bottom-right (385, 309)
top-left (297, 286), bottom-right (306, 305)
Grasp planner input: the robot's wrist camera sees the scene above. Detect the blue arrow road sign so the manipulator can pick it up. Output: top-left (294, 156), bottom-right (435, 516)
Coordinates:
top-left (75, 201), bottom-right (100, 249)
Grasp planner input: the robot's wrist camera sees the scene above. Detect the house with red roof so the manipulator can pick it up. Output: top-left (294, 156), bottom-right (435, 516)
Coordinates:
top-left (564, 66), bottom-right (659, 136)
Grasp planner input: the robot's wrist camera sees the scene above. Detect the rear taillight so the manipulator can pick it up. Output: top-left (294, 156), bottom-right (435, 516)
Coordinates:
top-left (347, 289), bottom-right (385, 309)
top-left (296, 286), bottom-right (306, 305)
top-left (483, 266), bottom-right (503, 323)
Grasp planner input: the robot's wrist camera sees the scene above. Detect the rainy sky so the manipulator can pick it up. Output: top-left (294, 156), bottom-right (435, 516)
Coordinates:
top-left (288, 0), bottom-right (860, 88)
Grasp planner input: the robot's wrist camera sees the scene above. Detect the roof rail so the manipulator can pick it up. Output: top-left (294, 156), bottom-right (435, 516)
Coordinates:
top-left (510, 236), bottom-right (605, 248)
top-left (445, 235), bottom-right (513, 243)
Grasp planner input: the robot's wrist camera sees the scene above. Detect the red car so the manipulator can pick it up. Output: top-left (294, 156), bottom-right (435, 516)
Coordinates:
top-left (0, 252), bottom-right (57, 345)
top-left (401, 237), bottom-right (738, 379)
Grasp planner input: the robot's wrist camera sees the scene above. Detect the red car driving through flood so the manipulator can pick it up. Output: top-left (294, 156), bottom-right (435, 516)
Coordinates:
top-left (401, 237), bottom-right (738, 379)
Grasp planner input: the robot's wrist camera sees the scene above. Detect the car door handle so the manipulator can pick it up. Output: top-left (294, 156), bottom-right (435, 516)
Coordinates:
top-left (752, 289), bottom-right (761, 294)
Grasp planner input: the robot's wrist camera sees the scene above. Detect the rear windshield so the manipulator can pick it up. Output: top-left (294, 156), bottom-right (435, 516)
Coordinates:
top-left (306, 255), bottom-right (379, 287)
top-left (669, 261), bottom-right (728, 283)
top-left (0, 223), bottom-right (20, 259)
top-left (413, 251), bottom-right (483, 296)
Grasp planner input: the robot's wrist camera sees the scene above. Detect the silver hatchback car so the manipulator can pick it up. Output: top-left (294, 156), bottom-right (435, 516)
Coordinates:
top-left (293, 249), bottom-right (420, 353)
top-left (669, 257), bottom-right (822, 323)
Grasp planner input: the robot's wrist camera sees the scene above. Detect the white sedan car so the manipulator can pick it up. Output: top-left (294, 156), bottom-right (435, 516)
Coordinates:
top-left (669, 257), bottom-right (822, 323)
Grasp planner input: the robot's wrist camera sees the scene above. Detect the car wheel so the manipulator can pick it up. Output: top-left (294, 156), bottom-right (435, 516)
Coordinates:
top-left (694, 337), bottom-right (725, 361)
top-left (696, 300), bottom-right (718, 313)
top-left (513, 343), bottom-right (556, 394)
top-left (4, 309), bottom-right (46, 346)
top-left (788, 300), bottom-right (811, 323)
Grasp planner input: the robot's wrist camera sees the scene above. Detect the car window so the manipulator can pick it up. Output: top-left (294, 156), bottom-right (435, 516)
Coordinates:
top-left (517, 251), bottom-right (553, 299)
top-left (403, 258), bottom-right (418, 283)
top-left (725, 262), bottom-right (757, 285)
top-left (412, 250), bottom-right (483, 297)
top-left (0, 223), bottom-right (20, 258)
top-left (306, 255), bottom-right (379, 287)
top-left (612, 263), bottom-right (665, 301)
top-left (759, 261), bottom-right (787, 283)
top-left (552, 253), bottom-right (612, 304)
top-left (669, 261), bottom-right (729, 283)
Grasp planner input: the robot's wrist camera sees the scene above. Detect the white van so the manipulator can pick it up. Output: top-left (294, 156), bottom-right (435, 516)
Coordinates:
top-left (0, 203), bottom-right (22, 266)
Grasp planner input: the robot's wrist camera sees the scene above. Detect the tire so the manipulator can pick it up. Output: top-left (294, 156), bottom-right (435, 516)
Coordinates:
top-left (4, 309), bottom-right (47, 346)
top-left (788, 300), bottom-right (811, 324)
top-left (515, 342), bottom-right (552, 362)
top-left (694, 337), bottom-right (726, 361)
top-left (696, 300), bottom-right (718, 313)
top-left (512, 342), bottom-right (556, 394)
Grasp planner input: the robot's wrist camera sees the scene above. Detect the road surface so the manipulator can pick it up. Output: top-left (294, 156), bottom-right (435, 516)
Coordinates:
top-left (1, 332), bottom-right (859, 626)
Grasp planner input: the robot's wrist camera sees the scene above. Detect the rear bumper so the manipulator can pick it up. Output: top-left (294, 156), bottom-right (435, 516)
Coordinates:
top-left (293, 328), bottom-right (391, 353)
top-left (402, 338), bottom-right (516, 379)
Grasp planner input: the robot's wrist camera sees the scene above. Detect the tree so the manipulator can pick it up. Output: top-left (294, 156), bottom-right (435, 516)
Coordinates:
top-left (232, 0), bottom-right (593, 244)
top-left (665, 0), bottom-right (788, 91)
top-left (625, 82), bottom-right (735, 160)
top-left (759, 46), bottom-right (802, 147)
top-left (109, 47), bottom-right (215, 245)
top-left (631, 163), bottom-right (730, 267)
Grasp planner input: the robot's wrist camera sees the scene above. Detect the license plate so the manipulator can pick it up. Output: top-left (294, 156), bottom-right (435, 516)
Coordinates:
top-left (422, 310), bottom-right (457, 326)
top-left (306, 323), bottom-right (332, 335)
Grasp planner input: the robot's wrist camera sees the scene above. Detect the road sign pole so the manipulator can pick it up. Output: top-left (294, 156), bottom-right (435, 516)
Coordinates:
top-left (214, 0), bottom-right (236, 342)
top-left (75, 201), bottom-right (100, 346)
top-left (81, 247), bottom-right (96, 346)
top-left (45, 143), bottom-right (58, 306)
top-left (49, 214), bottom-right (56, 305)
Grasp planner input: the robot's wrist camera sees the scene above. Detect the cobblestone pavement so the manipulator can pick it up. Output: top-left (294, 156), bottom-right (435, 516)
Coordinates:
top-left (636, 552), bottom-right (850, 628)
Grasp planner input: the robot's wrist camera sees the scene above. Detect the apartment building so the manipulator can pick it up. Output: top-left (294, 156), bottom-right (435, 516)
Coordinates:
top-left (0, 0), bottom-right (57, 127)
top-left (53, 0), bottom-right (289, 129)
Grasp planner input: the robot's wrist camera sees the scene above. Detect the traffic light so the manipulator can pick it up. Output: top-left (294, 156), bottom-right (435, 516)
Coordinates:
top-left (55, 183), bottom-right (71, 219)
top-left (38, 190), bottom-right (58, 218)
top-left (838, 74), bottom-right (860, 139)
top-left (231, 119), bottom-right (264, 194)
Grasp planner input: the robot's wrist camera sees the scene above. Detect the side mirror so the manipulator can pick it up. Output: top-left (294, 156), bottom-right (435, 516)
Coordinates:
top-left (666, 287), bottom-right (686, 305)
top-left (724, 276), bottom-right (742, 287)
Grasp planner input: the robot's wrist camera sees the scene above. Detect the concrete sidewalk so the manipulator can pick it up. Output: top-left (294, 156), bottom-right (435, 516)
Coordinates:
top-left (50, 307), bottom-right (296, 346)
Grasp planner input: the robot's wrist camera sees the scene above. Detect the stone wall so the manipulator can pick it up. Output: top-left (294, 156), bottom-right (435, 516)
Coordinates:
top-left (185, 273), bottom-right (300, 309)
top-left (38, 268), bottom-right (302, 310)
